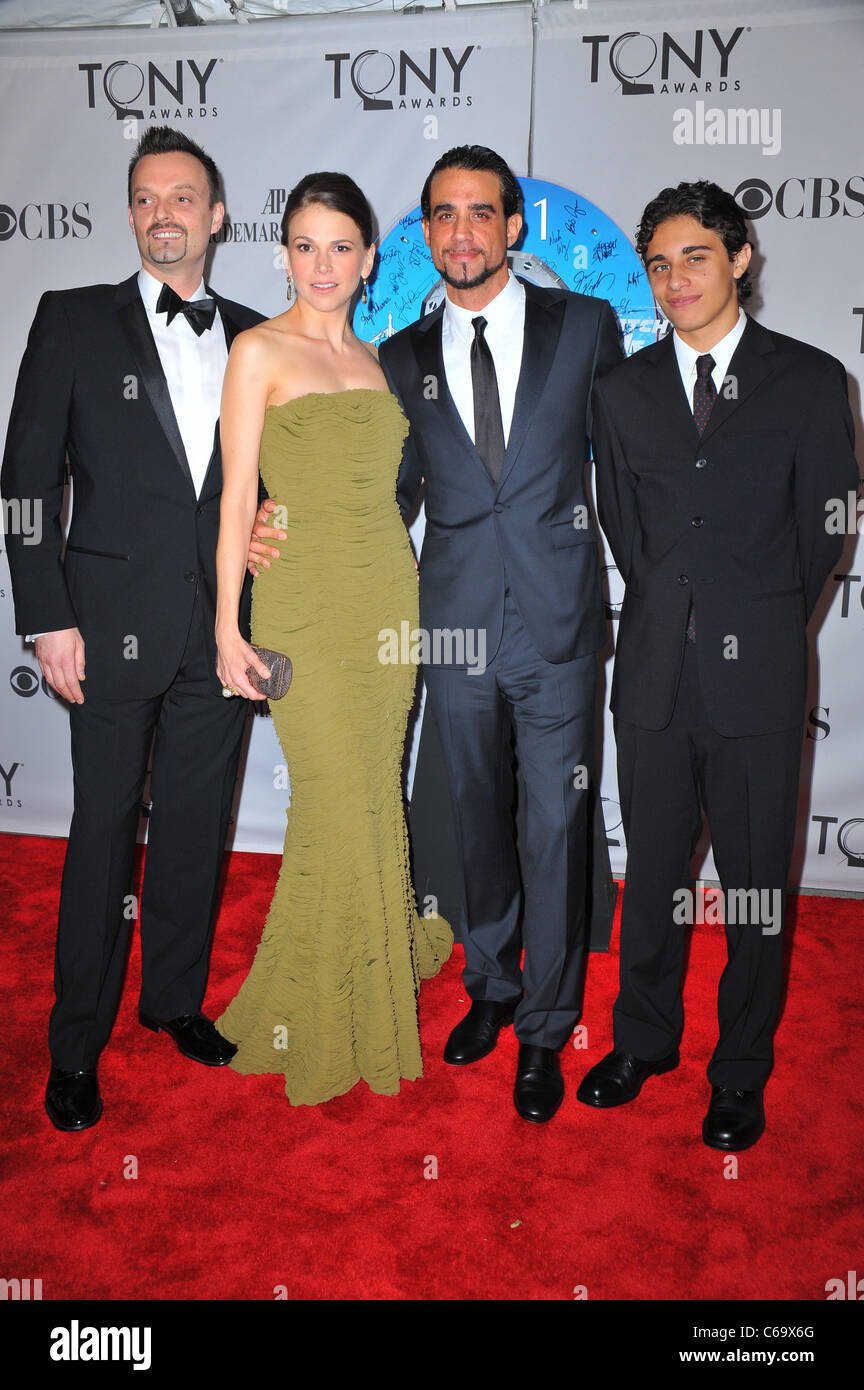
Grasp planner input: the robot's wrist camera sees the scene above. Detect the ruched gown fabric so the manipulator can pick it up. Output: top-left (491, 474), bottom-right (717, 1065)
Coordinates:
top-left (217, 389), bottom-right (452, 1106)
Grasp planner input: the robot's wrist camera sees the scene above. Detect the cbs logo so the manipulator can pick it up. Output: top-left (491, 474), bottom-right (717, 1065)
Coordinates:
top-left (0, 203), bottom-right (92, 242)
top-left (735, 176), bottom-right (864, 221)
top-left (9, 665), bottom-right (61, 700)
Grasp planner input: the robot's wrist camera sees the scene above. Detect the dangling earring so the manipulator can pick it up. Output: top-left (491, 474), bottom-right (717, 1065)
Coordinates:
top-left (286, 271), bottom-right (294, 301)
top-left (361, 278), bottom-right (368, 305)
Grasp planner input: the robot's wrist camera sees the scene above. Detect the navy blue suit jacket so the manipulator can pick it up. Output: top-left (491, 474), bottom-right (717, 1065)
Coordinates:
top-left (379, 277), bottom-right (623, 666)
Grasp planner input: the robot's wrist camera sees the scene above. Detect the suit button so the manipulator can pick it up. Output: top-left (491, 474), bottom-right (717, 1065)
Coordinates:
top-left (695, 457), bottom-right (707, 468)
top-left (196, 505), bottom-right (205, 516)
top-left (493, 503), bottom-right (504, 514)
top-left (677, 574), bottom-right (689, 585)
top-left (691, 516), bottom-right (703, 527)
top-left (184, 571), bottom-right (196, 583)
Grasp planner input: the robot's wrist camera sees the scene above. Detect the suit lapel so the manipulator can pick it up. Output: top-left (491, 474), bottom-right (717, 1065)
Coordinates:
top-left (213, 289), bottom-right (242, 351)
top-left (637, 332), bottom-right (701, 449)
top-left (412, 309), bottom-right (492, 483)
top-left (637, 318), bottom-right (778, 449)
top-left (115, 275), bottom-right (194, 492)
top-left (411, 280), bottom-right (567, 492)
top-left (199, 287), bottom-right (244, 497)
top-left (698, 317), bottom-right (776, 442)
top-left (498, 283), bottom-right (565, 488)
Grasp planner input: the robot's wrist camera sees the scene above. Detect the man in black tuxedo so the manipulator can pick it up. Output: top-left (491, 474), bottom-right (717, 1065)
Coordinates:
top-left (376, 146), bottom-right (623, 1121)
top-left (1, 126), bottom-right (263, 1131)
top-left (579, 181), bottom-right (859, 1148)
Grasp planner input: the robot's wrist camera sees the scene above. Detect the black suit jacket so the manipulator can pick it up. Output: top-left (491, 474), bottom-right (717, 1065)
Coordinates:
top-left (1, 273), bottom-right (264, 698)
top-left (592, 316), bottom-right (860, 736)
top-left (379, 277), bottom-right (623, 666)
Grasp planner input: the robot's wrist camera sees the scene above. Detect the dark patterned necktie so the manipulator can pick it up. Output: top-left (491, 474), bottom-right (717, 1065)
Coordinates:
top-left (156, 281), bottom-right (217, 335)
top-left (686, 354), bottom-right (717, 644)
top-left (471, 316), bottom-right (506, 484)
top-left (693, 353), bottom-right (717, 436)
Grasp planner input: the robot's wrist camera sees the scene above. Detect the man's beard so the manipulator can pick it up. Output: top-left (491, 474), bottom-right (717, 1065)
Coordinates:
top-left (438, 250), bottom-right (508, 291)
top-left (146, 226), bottom-right (187, 263)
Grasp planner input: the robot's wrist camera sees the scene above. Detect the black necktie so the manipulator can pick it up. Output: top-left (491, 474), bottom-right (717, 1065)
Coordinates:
top-left (471, 316), bottom-right (506, 484)
top-left (686, 354), bottom-right (717, 644)
top-left (156, 281), bottom-right (217, 336)
top-left (693, 353), bottom-right (717, 436)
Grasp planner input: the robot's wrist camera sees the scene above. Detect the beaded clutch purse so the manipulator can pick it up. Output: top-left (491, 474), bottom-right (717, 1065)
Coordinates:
top-left (246, 645), bottom-right (293, 700)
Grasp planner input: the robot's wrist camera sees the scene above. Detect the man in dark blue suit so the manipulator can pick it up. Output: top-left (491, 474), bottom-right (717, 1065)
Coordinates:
top-left (377, 147), bottom-right (623, 1121)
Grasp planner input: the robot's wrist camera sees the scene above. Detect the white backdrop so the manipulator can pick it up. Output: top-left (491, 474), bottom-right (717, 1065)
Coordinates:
top-left (1, 1), bottom-right (861, 891)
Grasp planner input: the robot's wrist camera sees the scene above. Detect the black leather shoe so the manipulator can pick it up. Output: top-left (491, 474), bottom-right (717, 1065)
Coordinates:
top-left (702, 1086), bottom-right (765, 1151)
top-left (139, 1011), bottom-right (237, 1066)
top-left (443, 999), bottom-right (519, 1065)
top-left (514, 1044), bottom-right (564, 1123)
top-left (45, 1069), bottom-right (102, 1131)
top-left (576, 1046), bottom-right (679, 1107)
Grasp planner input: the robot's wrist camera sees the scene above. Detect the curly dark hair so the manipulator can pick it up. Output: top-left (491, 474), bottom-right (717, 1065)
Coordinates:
top-left (636, 180), bottom-right (753, 301)
top-left (128, 125), bottom-right (222, 207)
top-left (420, 145), bottom-right (523, 222)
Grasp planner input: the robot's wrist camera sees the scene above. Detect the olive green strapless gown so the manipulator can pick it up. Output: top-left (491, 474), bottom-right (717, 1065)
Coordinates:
top-left (217, 389), bottom-right (452, 1105)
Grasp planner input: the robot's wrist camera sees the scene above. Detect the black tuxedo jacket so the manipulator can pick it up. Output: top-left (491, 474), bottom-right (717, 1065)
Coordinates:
top-left (1, 274), bottom-right (263, 698)
top-left (592, 316), bottom-right (859, 737)
top-left (379, 277), bottom-right (623, 666)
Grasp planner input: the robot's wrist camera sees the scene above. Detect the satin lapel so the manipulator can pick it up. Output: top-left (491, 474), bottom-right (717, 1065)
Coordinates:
top-left (199, 290), bottom-right (241, 498)
top-left (213, 290), bottom-right (241, 351)
top-left (638, 333), bottom-right (701, 450)
top-left (498, 288), bottom-right (565, 488)
top-left (698, 318), bottom-right (775, 442)
top-left (115, 280), bottom-right (194, 491)
top-left (412, 312), bottom-right (492, 483)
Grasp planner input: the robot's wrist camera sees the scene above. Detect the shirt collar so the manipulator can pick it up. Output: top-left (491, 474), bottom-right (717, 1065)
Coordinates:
top-left (138, 267), bottom-right (208, 315)
top-left (673, 306), bottom-right (747, 381)
top-left (443, 270), bottom-right (524, 342)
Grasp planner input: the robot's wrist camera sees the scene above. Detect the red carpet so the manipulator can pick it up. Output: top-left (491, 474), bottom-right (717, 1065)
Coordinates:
top-left (1, 831), bottom-right (862, 1302)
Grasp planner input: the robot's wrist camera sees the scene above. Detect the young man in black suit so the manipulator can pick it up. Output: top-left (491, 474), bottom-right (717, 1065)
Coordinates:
top-left (1, 126), bottom-right (263, 1131)
top-left (579, 181), bottom-right (859, 1149)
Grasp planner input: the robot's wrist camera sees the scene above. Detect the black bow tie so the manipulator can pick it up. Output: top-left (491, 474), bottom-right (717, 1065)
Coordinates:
top-left (155, 281), bottom-right (217, 335)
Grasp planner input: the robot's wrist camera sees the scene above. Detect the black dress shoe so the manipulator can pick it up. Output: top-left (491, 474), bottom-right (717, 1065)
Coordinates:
top-left (514, 1044), bottom-right (564, 1123)
top-left (443, 999), bottom-right (519, 1065)
top-left (702, 1086), bottom-right (765, 1151)
top-left (576, 1046), bottom-right (679, 1108)
top-left (45, 1069), bottom-right (102, 1132)
top-left (139, 1011), bottom-right (237, 1066)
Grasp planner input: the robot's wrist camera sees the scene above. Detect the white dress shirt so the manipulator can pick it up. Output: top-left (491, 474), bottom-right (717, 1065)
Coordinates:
top-left (137, 266), bottom-right (227, 497)
top-left (673, 306), bottom-right (747, 410)
top-left (441, 271), bottom-right (526, 445)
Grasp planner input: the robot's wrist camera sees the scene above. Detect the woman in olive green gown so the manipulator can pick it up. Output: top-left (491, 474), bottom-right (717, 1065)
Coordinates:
top-left (214, 173), bottom-right (451, 1106)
